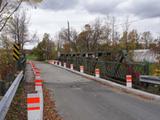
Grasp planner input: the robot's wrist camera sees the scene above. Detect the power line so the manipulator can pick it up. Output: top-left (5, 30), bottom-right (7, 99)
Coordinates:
top-left (114, 18), bottom-right (146, 27)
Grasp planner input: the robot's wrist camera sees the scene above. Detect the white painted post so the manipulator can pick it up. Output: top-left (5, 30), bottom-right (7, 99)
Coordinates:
top-left (35, 69), bottom-right (40, 76)
top-left (27, 93), bottom-right (41, 120)
top-left (55, 61), bottom-right (58, 65)
top-left (95, 69), bottom-right (100, 78)
top-left (35, 70), bottom-right (40, 78)
top-left (51, 60), bottom-right (54, 64)
top-left (38, 88), bottom-right (43, 120)
top-left (59, 62), bottom-right (62, 66)
top-left (34, 80), bottom-right (43, 120)
top-left (126, 75), bottom-right (132, 88)
top-left (70, 64), bottom-right (74, 70)
top-left (35, 76), bottom-right (41, 79)
top-left (80, 66), bottom-right (84, 73)
top-left (30, 63), bottom-right (43, 120)
top-left (64, 63), bottom-right (66, 68)
top-left (35, 79), bottom-right (43, 92)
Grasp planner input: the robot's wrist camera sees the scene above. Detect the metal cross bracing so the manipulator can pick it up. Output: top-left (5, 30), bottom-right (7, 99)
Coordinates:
top-left (58, 51), bottom-right (149, 88)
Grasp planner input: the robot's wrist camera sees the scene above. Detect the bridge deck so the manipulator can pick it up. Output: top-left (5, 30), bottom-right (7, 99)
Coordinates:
top-left (35, 61), bottom-right (160, 120)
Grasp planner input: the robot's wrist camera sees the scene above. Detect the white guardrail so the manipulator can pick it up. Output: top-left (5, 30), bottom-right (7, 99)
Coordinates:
top-left (140, 75), bottom-right (160, 85)
top-left (0, 71), bottom-right (23, 120)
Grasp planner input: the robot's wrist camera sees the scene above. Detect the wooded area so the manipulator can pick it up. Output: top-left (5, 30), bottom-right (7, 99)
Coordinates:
top-left (32, 17), bottom-right (160, 63)
top-left (0, 0), bottom-right (41, 95)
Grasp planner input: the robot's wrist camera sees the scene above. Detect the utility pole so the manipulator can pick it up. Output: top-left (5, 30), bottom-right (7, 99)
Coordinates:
top-left (112, 16), bottom-right (115, 45)
top-left (67, 21), bottom-right (72, 52)
top-left (124, 17), bottom-right (130, 52)
top-left (67, 21), bottom-right (70, 42)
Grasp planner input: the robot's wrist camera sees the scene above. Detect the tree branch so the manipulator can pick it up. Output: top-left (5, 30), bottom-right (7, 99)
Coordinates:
top-left (0, 2), bottom-right (8, 13)
top-left (0, 0), bottom-right (23, 32)
top-left (0, 0), bottom-right (2, 9)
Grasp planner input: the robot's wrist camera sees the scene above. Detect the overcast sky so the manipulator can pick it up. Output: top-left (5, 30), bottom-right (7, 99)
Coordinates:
top-left (25, 0), bottom-right (160, 49)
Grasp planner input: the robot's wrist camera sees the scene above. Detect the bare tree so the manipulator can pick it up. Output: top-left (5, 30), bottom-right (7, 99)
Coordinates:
top-left (122, 16), bottom-right (131, 52)
top-left (76, 18), bottom-right (112, 52)
top-left (103, 16), bottom-right (113, 44)
top-left (0, 0), bottom-right (23, 32)
top-left (59, 27), bottom-right (78, 52)
top-left (90, 18), bottom-right (102, 51)
top-left (111, 16), bottom-right (115, 45)
top-left (0, 0), bottom-right (44, 32)
top-left (142, 31), bottom-right (153, 49)
top-left (0, 35), bottom-right (13, 62)
top-left (6, 11), bottom-right (29, 50)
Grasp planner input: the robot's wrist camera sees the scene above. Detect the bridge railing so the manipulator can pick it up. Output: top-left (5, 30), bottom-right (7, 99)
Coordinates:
top-left (140, 75), bottom-right (160, 85)
top-left (0, 71), bottom-right (23, 120)
top-left (59, 56), bottom-right (149, 85)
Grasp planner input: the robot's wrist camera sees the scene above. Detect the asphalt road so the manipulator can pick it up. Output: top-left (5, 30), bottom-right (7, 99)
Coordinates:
top-left (35, 62), bottom-right (160, 120)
